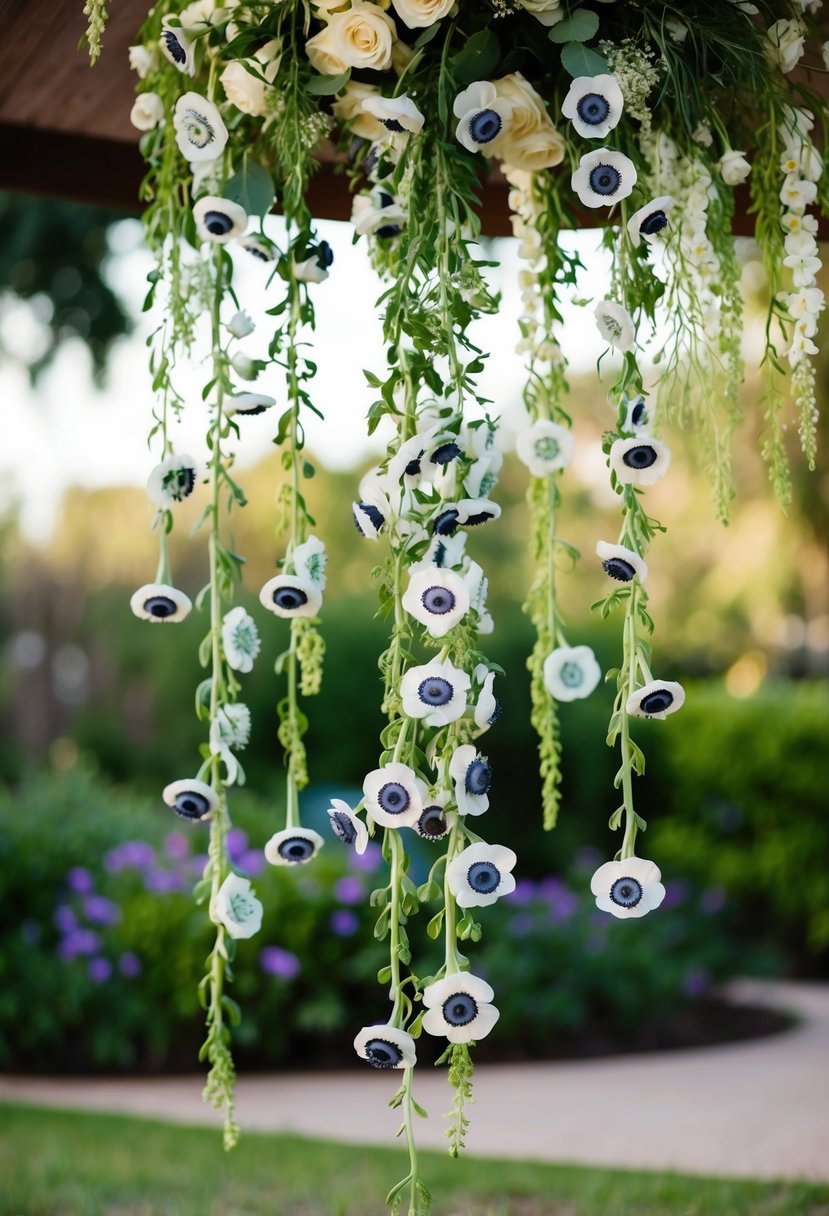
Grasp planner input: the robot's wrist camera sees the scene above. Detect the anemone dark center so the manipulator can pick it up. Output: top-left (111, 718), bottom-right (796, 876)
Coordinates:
top-left (204, 211), bottom-right (233, 235)
top-left (609, 876), bottom-right (643, 908)
top-left (465, 758), bottom-right (492, 796)
top-left (588, 163), bottom-right (622, 196)
top-left (182, 109), bottom-right (215, 148)
top-left (330, 811), bottom-right (357, 844)
top-left (534, 436), bottom-right (560, 461)
top-left (173, 792), bottom-right (210, 820)
top-left (577, 93), bottom-right (610, 125)
top-left (442, 993), bottom-right (478, 1026)
top-left (365, 1038), bottom-right (402, 1068)
top-left (470, 109), bottom-right (502, 144)
top-left (237, 403), bottom-right (268, 415)
top-left (640, 690), bottom-right (674, 714)
top-left (462, 509), bottom-right (495, 527)
top-left (279, 836), bottom-right (314, 862)
top-left (467, 861), bottom-right (500, 893)
top-left (376, 224), bottom-right (401, 239)
top-left (433, 509), bottom-right (460, 536)
top-left (422, 586), bottom-right (456, 615)
top-left (419, 677), bottom-right (453, 706)
top-left (603, 557), bottom-right (636, 582)
top-left (641, 210), bottom-right (668, 235)
top-left (315, 241), bottom-right (334, 268)
top-left (623, 445), bottom-right (658, 470)
top-left (378, 782), bottom-right (409, 815)
top-left (354, 502), bottom-right (385, 534)
top-left (162, 29), bottom-right (187, 64)
top-left (430, 442), bottom-right (462, 467)
top-left (559, 662), bottom-right (584, 688)
top-left (273, 586), bottom-right (308, 611)
top-left (244, 243), bottom-right (272, 262)
top-left (418, 806), bottom-right (448, 838)
top-left (381, 118), bottom-right (406, 132)
top-left (631, 400), bottom-right (647, 426)
top-left (144, 595), bottom-right (177, 618)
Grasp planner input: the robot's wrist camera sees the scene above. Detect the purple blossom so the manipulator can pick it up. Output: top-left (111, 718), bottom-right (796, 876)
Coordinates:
top-left (237, 849), bottom-right (266, 877)
top-left (54, 905), bottom-right (78, 934)
top-left (57, 929), bottom-right (101, 960)
top-left (118, 952), bottom-right (142, 978)
top-left (682, 968), bottom-right (712, 998)
top-left (573, 846), bottom-right (601, 872)
top-left (508, 913), bottom-right (534, 937)
top-left (334, 876), bottom-right (365, 906)
top-left (88, 957), bottom-right (113, 984)
top-left (350, 841), bottom-right (382, 873)
top-left (506, 879), bottom-right (537, 906)
top-left (260, 946), bottom-right (301, 980)
top-left (662, 878), bottom-right (690, 910)
top-left (189, 854), bottom-right (210, 877)
top-left (164, 832), bottom-right (190, 861)
top-left (83, 896), bottom-right (121, 926)
top-left (539, 879), bottom-right (578, 924)
top-left (104, 841), bottom-right (156, 873)
top-left (700, 885), bottom-right (726, 915)
top-left (67, 866), bottom-right (94, 894)
top-left (226, 827), bottom-right (249, 862)
top-left (330, 909), bottom-right (359, 937)
top-left (143, 869), bottom-right (187, 894)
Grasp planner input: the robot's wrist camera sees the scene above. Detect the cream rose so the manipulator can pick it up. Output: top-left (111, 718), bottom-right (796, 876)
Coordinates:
top-left (391, 0), bottom-right (453, 29)
top-left (332, 81), bottom-right (386, 139)
top-left (516, 0), bottom-right (564, 25)
top-left (306, 3), bottom-right (396, 74)
top-left (718, 149), bottom-right (751, 186)
top-left (766, 18), bottom-right (805, 74)
top-left (493, 73), bottom-right (565, 172)
top-left (130, 92), bottom-right (165, 131)
top-left (221, 44), bottom-right (280, 116)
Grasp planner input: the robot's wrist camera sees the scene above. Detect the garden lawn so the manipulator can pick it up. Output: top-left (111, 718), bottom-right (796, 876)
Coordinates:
top-left (1, 1104), bottom-right (828, 1216)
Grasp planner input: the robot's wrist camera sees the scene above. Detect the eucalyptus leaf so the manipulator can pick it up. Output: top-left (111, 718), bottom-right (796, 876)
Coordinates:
top-left (223, 161), bottom-right (275, 218)
top-left (560, 41), bottom-right (610, 78)
top-left (305, 70), bottom-right (350, 96)
top-left (451, 29), bottom-right (501, 88)
top-left (548, 9), bottom-right (599, 43)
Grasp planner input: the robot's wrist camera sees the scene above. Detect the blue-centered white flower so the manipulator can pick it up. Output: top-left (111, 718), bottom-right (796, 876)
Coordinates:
top-left (225, 392), bottom-right (276, 417)
top-left (571, 148), bottom-right (637, 209)
top-left (627, 196), bottom-right (675, 245)
top-left (473, 665), bottom-right (499, 730)
top-left (352, 188), bottom-right (406, 239)
top-left (402, 566), bottom-right (470, 638)
top-left (259, 573), bottom-right (322, 619)
top-left (327, 798), bottom-right (369, 854)
top-left (238, 235), bottom-right (277, 263)
top-left (222, 606), bottom-right (261, 673)
top-left (212, 873), bottom-right (263, 939)
top-left (400, 658), bottom-right (470, 727)
top-left (543, 645), bottom-right (601, 702)
top-left (515, 419), bottom-right (573, 477)
top-left (194, 196), bottom-right (248, 244)
top-left (209, 703), bottom-right (251, 785)
top-left (292, 535), bottom-right (327, 591)
top-left (130, 583), bottom-right (192, 623)
top-left (422, 972), bottom-right (500, 1043)
top-left (561, 74), bottom-right (623, 140)
top-left (159, 19), bottom-right (196, 76)
top-left (414, 795), bottom-right (456, 841)
top-left (294, 241), bottom-right (334, 284)
top-left (624, 397), bottom-right (649, 432)
top-left (173, 93), bottom-right (228, 161)
top-left (453, 81), bottom-right (515, 156)
top-left (264, 827), bottom-right (324, 866)
top-left (609, 436), bottom-right (672, 487)
top-left (595, 300), bottom-right (635, 352)
top-left (353, 1024), bottom-right (416, 1069)
top-left (146, 454), bottom-right (198, 508)
top-left (591, 856), bottom-right (666, 920)
top-left (162, 777), bottom-right (217, 822)
top-left (363, 762), bottom-right (426, 830)
top-left (361, 94), bottom-right (425, 135)
top-left (449, 744), bottom-right (492, 817)
top-left (447, 842), bottom-right (517, 908)
top-left (431, 499), bottom-right (501, 536)
top-left (596, 540), bottom-right (649, 585)
top-left (352, 500), bottom-right (387, 540)
top-left (626, 680), bottom-right (685, 720)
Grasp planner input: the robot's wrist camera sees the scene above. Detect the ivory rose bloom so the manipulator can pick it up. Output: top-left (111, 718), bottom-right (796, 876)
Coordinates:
top-left (130, 92), bottom-right (165, 131)
top-left (766, 18), bottom-right (805, 74)
top-left (305, 3), bottom-right (396, 74)
top-left (516, 0), bottom-right (564, 24)
top-left (332, 81), bottom-right (386, 140)
top-left (220, 44), bottom-right (280, 118)
top-left (391, 0), bottom-right (453, 28)
top-left (493, 73), bottom-right (565, 172)
top-left (718, 149), bottom-right (751, 186)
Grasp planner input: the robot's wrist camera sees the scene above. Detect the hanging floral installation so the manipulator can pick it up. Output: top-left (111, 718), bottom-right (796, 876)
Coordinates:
top-left (84, 0), bottom-right (827, 1208)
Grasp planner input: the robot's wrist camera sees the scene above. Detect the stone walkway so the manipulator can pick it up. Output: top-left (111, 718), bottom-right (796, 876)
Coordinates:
top-left (1, 980), bottom-right (827, 1182)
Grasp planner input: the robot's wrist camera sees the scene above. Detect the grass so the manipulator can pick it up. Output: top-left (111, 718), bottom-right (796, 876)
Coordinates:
top-left (0, 1103), bottom-right (827, 1216)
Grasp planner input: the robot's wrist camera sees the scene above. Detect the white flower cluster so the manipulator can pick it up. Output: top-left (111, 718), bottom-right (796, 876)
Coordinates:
top-left (777, 107), bottom-right (825, 370)
top-left (505, 167), bottom-right (561, 363)
top-left (598, 38), bottom-right (662, 134)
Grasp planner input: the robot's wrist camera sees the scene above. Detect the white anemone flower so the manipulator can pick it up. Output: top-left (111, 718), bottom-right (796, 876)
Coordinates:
top-left (626, 196), bottom-right (675, 244)
top-left (561, 74), bottom-right (624, 140)
top-left (225, 393), bottom-right (276, 417)
top-left (624, 398), bottom-right (649, 432)
top-left (209, 703), bottom-right (251, 785)
top-left (453, 81), bottom-right (515, 156)
top-left (162, 777), bottom-right (218, 822)
top-left (363, 762), bottom-right (425, 829)
top-left (226, 310), bottom-right (255, 339)
top-left (294, 241), bottom-right (334, 284)
top-left (515, 419), bottom-right (574, 477)
top-left (626, 679), bottom-right (685, 720)
top-left (352, 500), bottom-right (387, 540)
top-left (146, 454), bottom-right (198, 508)
top-left (237, 235), bottom-right (277, 263)
top-left (352, 189), bottom-right (406, 239)
top-left (362, 94), bottom-right (425, 135)
top-left (221, 606), bottom-right (261, 674)
top-left (591, 856), bottom-right (666, 920)
top-left (159, 19), bottom-right (196, 76)
top-left (264, 827), bottom-right (324, 866)
top-left (130, 583), bottom-right (192, 623)
top-left (609, 436), bottom-right (672, 487)
top-left (449, 744), bottom-right (492, 817)
top-left (572, 148), bottom-right (637, 209)
top-left (402, 566), bottom-right (470, 638)
top-left (193, 196), bottom-right (248, 244)
top-left (292, 535), bottom-right (327, 591)
top-left (422, 972), bottom-right (500, 1043)
top-left (414, 795), bottom-right (456, 841)
top-left (259, 574), bottom-right (322, 619)
top-left (473, 666), bottom-right (499, 730)
top-left (594, 300), bottom-right (635, 352)
top-left (213, 873), bottom-right (263, 939)
top-left (326, 799), bottom-right (369, 854)
top-left (400, 658), bottom-right (470, 727)
top-left (447, 842), bottom-right (517, 908)
top-left (596, 541), bottom-right (649, 585)
top-left (543, 645), bottom-right (602, 702)
top-left (353, 1024), bottom-right (416, 1069)
top-left (173, 93), bottom-right (228, 161)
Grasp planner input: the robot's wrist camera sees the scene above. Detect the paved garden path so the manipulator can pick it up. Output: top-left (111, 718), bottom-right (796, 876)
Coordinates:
top-left (2, 980), bottom-right (827, 1182)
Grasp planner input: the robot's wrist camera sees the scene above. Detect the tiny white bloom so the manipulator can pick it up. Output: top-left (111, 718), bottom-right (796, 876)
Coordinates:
top-left (193, 196), bottom-right (247, 244)
top-left (609, 436), bottom-right (672, 487)
top-left (264, 827), bottom-right (324, 866)
top-left (291, 535), bottom-right (327, 590)
top-left (543, 645), bottom-right (602, 702)
top-left (173, 93), bottom-right (228, 161)
top-left (447, 842), bottom-right (517, 908)
top-left (400, 658), bottom-right (470, 727)
top-left (353, 1024), bottom-right (416, 1069)
top-left (362, 94), bottom-right (425, 135)
top-left (515, 419), bottom-right (574, 477)
top-left (596, 540), bottom-right (648, 585)
top-left (363, 762), bottom-right (425, 829)
top-left (779, 175), bottom-right (817, 213)
top-left (422, 972), bottom-right (499, 1043)
top-left (130, 93), bottom-right (164, 132)
top-left (222, 606), bottom-right (260, 674)
top-left (213, 873), bottom-right (263, 939)
top-left (627, 196), bottom-right (675, 245)
top-left (209, 703), bottom-right (251, 784)
top-left (463, 560), bottom-right (493, 635)
top-left (561, 74), bottom-right (624, 140)
top-left (766, 17), bottom-right (805, 74)
top-left (146, 454), bottom-right (198, 508)
top-left (162, 777), bottom-right (217, 821)
top-left (259, 574), bottom-right (322, 619)
top-left (230, 352), bottom-right (259, 381)
top-left (453, 81), bottom-right (515, 156)
top-left (128, 44), bottom-right (155, 77)
top-left (449, 743), bottom-right (492, 817)
top-left (595, 299), bottom-right (635, 352)
top-left (473, 665), bottom-right (499, 730)
top-left (327, 799), bottom-right (369, 854)
top-left (626, 680), bottom-right (685, 720)
top-left (402, 567), bottom-right (470, 638)
top-left (130, 583), bottom-right (192, 623)
top-left (572, 148), bottom-right (637, 209)
top-left (591, 856), bottom-right (666, 919)
top-left (718, 150), bottom-right (751, 186)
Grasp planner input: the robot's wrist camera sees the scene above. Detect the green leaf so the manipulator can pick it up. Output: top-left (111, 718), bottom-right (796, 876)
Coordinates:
top-left (223, 161), bottom-right (275, 218)
top-left (305, 70), bottom-right (350, 96)
top-left (548, 9), bottom-right (599, 43)
top-left (560, 41), bottom-right (609, 77)
top-left (451, 29), bottom-right (501, 88)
